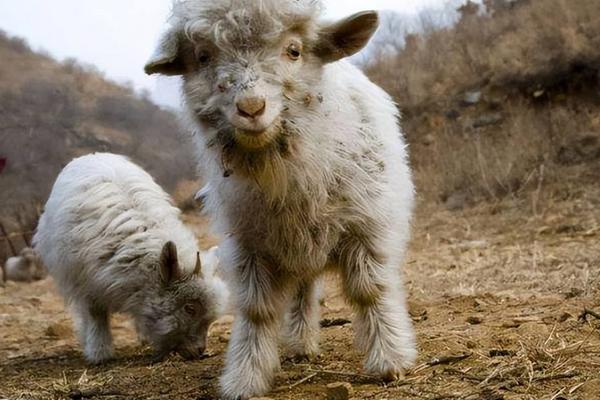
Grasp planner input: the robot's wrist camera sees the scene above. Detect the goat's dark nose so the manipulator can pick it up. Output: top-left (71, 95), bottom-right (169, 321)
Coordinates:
top-left (236, 96), bottom-right (266, 119)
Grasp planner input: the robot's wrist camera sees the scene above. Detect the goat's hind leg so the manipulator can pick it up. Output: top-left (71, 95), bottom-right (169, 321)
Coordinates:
top-left (341, 242), bottom-right (416, 381)
top-left (284, 279), bottom-right (321, 361)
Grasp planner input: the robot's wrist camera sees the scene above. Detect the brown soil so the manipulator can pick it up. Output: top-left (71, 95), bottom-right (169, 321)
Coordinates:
top-left (1, 185), bottom-right (600, 400)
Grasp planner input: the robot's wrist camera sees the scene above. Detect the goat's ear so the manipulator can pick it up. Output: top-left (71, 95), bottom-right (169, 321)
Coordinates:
top-left (193, 251), bottom-right (203, 278)
top-left (314, 11), bottom-right (379, 64)
top-left (160, 241), bottom-right (181, 284)
top-left (145, 28), bottom-right (187, 76)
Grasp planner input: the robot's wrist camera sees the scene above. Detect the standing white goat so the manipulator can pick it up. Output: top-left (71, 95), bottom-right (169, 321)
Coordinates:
top-left (146, 1), bottom-right (416, 398)
top-left (33, 153), bottom-right (228, 364)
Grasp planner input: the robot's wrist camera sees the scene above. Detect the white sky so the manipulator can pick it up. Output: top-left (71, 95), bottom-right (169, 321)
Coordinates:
top-left (0, 0), bottom-right (447, 106)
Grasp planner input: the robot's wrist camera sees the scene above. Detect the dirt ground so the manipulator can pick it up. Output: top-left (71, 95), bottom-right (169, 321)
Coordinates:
top-left (1, 182), bottom-right (600, 400)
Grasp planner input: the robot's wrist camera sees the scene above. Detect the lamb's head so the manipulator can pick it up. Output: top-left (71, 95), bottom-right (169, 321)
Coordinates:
top-left (146, 0), bottom-right (379, 150)
top-left (139, 241), bottom-right (225, 361)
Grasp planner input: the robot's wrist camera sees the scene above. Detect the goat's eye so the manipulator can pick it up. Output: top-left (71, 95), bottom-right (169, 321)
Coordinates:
top-left (286, 43), bottom-right (302, 61)
top-left (196, 50), bottom-right (211, 64)
top-left (184, 304), bottom-right (197, 315)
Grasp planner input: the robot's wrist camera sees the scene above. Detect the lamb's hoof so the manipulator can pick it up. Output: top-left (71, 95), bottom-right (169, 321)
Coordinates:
top-left (86, 354), bottom-right (114, 366)
top-left (381, 368), bottom-right (404, 383)
top-left (84, 347), bottom-right (114, 365)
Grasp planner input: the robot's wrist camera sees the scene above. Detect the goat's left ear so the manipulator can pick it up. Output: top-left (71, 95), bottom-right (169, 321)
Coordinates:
top-left (314, 11), bottom-right (379, 64)
top-left (145, 28), bottom-right (187, 76)
top-left (160, 241), bottom-right (181, 284)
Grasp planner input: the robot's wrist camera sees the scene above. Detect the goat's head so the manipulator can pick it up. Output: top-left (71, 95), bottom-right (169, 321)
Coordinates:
top-left (145, 0), bottom-right (378, 150)
top-left (139, 242), bottom-right (226, 361)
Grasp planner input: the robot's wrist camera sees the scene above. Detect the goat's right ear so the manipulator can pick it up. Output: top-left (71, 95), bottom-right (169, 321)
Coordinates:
top-left (314, 11), bottom-right (379, 64)
top-left (145, 28), bottom-right (186, 76)
top-left (159, 241), bottom-right (181, 284)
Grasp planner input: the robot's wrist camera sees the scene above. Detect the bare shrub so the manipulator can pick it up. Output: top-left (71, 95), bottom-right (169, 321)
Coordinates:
top-left (0, 31), bottom-right (197, 234)
top-left (367, 0), bottom-right (600, 203)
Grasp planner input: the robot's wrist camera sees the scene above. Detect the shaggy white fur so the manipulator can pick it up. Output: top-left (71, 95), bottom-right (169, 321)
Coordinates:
top-left (146, 1), bottom-right (416, 398)
top-left (34, 153), bottom-right (229, 363)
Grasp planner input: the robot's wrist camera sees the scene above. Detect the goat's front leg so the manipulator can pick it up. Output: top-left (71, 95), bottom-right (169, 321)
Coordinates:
top-left (220, 256), bottom-right (289, 400)
top-left (284, 279), bottom-right (322, 361)
top-left (340, 239), bottom-right (417, 381)
top-left (74, 301), bottom-right (113, 364)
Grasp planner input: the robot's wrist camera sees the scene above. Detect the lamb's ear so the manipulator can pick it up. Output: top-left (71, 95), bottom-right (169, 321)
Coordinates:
top-left (314, 11), bottom-right (379, 64)
top-left (160, 241), bottom-right (181, 284)
top-left (193, 251), bottom-right (203, 278)
top-left (145, 28), bottom-right (186, 76)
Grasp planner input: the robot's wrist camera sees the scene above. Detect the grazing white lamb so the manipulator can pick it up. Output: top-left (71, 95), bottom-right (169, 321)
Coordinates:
top-left (146, 1), bottom-right (416, 398)
top-left (33, 153), bottom-right (228, 364)
top-left (4, 247), bottom-right (47, 282)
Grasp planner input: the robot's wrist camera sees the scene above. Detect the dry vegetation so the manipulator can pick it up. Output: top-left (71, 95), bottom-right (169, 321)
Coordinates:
top-left (367, 0), bottom-right (600, 205)
top-left (1, 189), bottom-right (599, 400)
top-left (1, 0), bottom-right (600, 399)
top-left (0, 31), bottom-right (197, 264)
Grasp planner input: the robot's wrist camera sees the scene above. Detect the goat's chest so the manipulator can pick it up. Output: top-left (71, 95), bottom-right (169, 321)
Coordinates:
top-left (226, 189), bottom-right (340, 275)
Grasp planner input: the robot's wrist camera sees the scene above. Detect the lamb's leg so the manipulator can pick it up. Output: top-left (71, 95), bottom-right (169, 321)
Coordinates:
top-left (340, 241), bottom-right (417, 381)
top-left (220, 257), bottom-right (289, 400)
top-left (284, 279), bottom-right (321, 361)
top-left (74, 302), bottom-right (113, 364)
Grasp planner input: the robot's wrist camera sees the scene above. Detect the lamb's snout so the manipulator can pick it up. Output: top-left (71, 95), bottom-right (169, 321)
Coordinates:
top-left (236, 96), bottom-right (266, 119)
top-left (177, 338), bottom-right (208, 361)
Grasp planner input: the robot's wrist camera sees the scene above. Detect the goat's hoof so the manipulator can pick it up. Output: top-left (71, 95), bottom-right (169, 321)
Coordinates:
top-left (381, 368), bottom-right (404, 383)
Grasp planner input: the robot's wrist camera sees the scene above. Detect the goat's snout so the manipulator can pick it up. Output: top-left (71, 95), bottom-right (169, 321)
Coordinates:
top-left (236, 96), bottom-right (266, 119)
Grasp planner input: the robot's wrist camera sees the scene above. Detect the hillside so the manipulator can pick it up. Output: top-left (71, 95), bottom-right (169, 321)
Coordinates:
top-left (367, 0), bottom-right (600, 207)
top-left (0, 31), bottom-right (197, 259)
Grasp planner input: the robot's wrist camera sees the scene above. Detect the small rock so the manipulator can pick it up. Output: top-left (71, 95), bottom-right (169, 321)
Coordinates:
top-left (462, 91), bottom-right (482, 106)
top-left (326, 382), bottom-right (354, 400)
top-left (444, 191), bottom-right (469, 211)
top-left (249, 398), bottom-right (274, 400)
top-left (467, 316), bottom-right (483, 325)
top-left (559, 312), bottom-right (573, 322)
top-left (45, 322), bottom-right (73, 339)
top-left (472, 113), bottom-right (504, 128)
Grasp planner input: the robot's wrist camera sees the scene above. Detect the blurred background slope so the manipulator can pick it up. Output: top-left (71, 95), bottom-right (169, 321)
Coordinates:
top-left (367, 0), bottom-right (600, 205)
top-left (0, 31), bottom-right (197, 257)
top-left (1, 0), bottom-right (599, 262)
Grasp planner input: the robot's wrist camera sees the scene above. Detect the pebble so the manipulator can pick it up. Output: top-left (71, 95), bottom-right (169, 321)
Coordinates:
top-left (326, 382), bottom-right (354, 400)
top-left (45, 322), bottom-right (73, 339)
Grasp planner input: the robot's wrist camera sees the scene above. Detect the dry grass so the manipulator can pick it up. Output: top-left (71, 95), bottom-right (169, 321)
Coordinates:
top-left (1, 181), bottom-right (599, 399)
top-left (369, 0), bottom-right (600, 109)
top-left (367, 0), bottom-right (600, 203)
